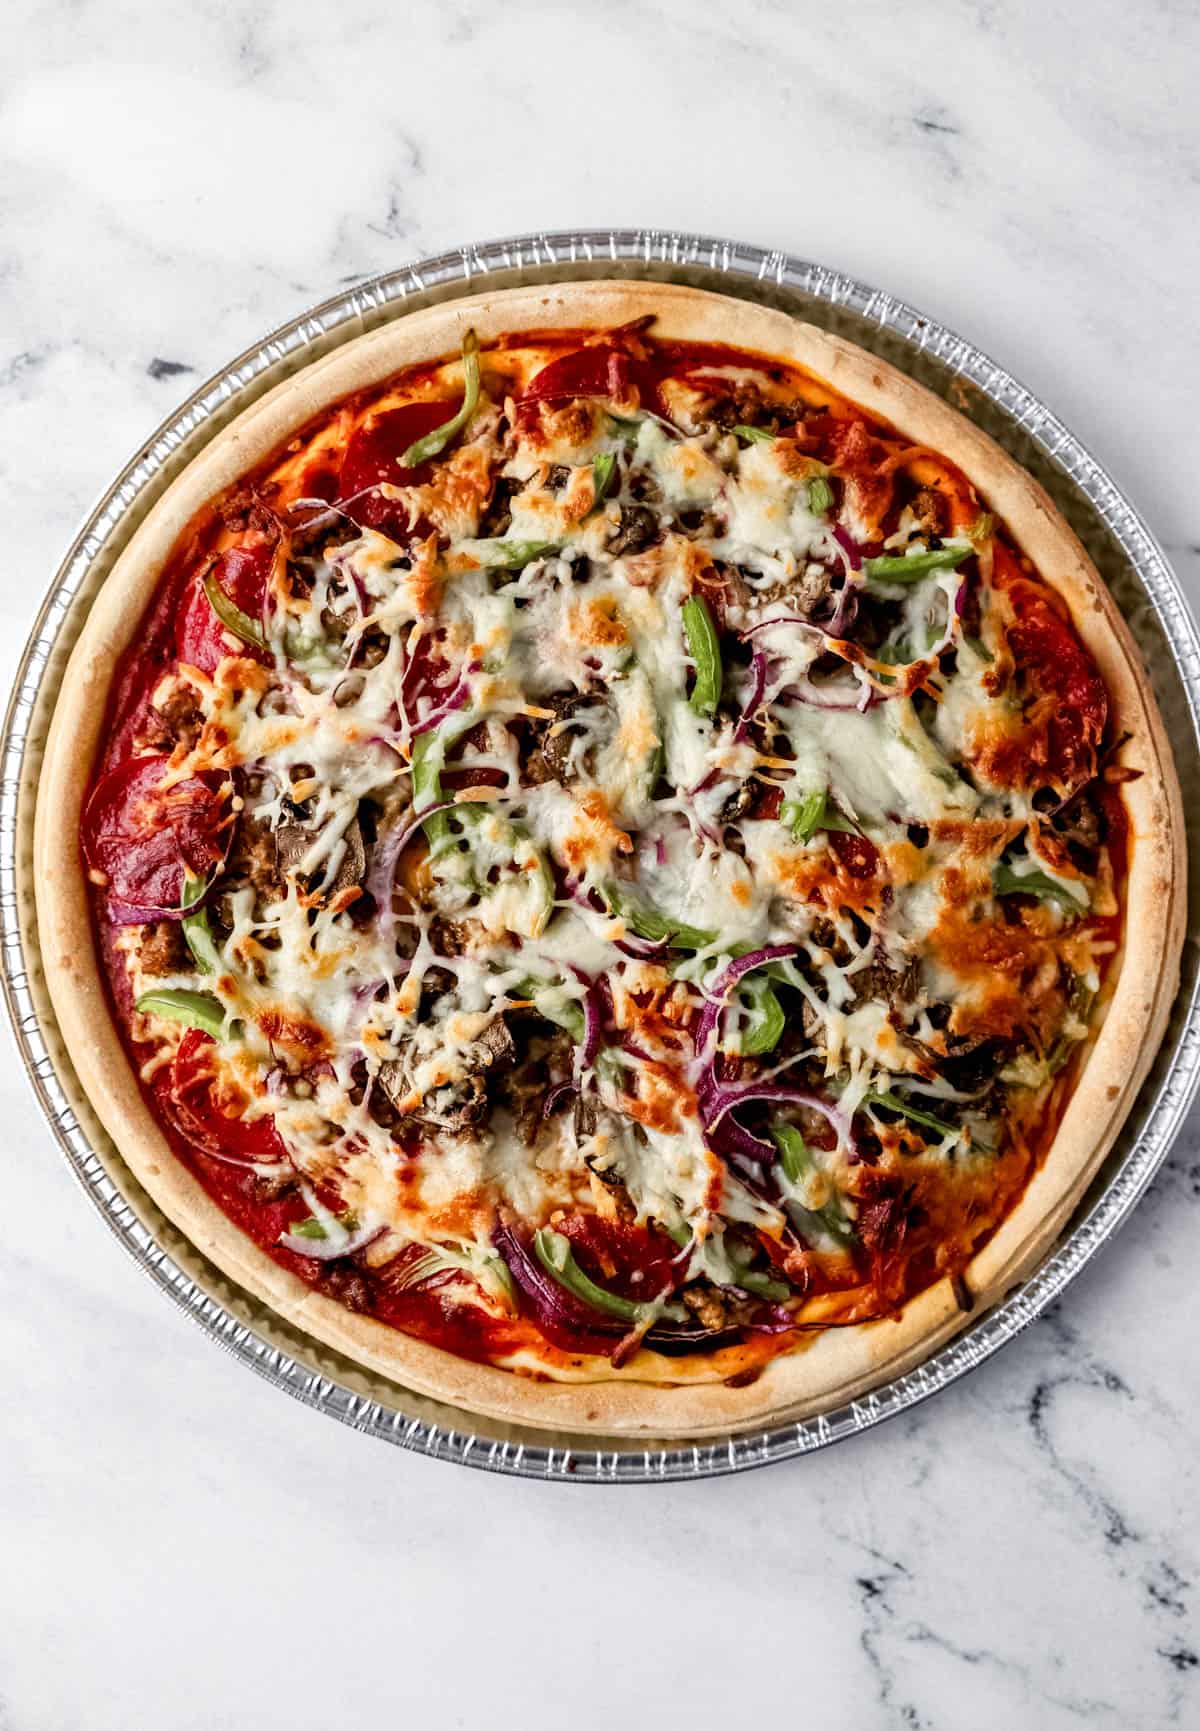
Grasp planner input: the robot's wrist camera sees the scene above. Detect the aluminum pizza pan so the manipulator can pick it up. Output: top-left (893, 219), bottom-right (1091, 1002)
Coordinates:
top-left (4, 229), bottom-right (1198, 1483)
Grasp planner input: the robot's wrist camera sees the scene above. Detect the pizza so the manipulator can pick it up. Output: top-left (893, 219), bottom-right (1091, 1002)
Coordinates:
top-left (34, 283), bottom-right (1183, 1436)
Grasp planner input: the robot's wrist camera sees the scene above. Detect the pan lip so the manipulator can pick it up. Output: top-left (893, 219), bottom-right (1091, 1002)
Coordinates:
top-left (4, 225), bottom-right (1198, 1482)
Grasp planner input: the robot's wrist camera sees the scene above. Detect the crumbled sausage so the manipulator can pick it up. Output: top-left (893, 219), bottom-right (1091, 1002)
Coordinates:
top-left (319, 1264), bottom-right (372, 1313)
top-left (428, 916), bottom-right (473, 958)
top-left (227, 818), bottom-right (284, 903)
top-left (701, 386), bottom-right (807, 434)
top-left (138, 921), bottom-right (189, 976)
top-left (909, 486), bottom-right (947, 538)
top-left (787, 564), bottom-right (833, 615)
top-left (757, 561), bottom-right (832, 618)
top-left (854, 953), bottom-right (920, 1013)
top-left (138, 686), bottom-right (204, 755)
top-left (682, 1283), bottom-right (731, 1329)
top-left (704, 565), bottom-right (754, 631)
top-left (245, 1167), bottom-right (299, 1204)
top-left (219, 490), bottom-right (278, 536)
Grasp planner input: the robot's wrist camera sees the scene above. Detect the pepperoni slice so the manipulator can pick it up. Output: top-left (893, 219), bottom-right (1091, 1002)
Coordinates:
top-left (176, 543), bottom-right (273, 674)
top-left (827, 829), bottom-right (880, 880)
top-left (748, 782), bottom-right (784, 822)
top-left (827, 418), bottom-right (894, 537)
top-left (83, 756), bottom-right (232, 914)
top-left (554, 1210), bottom-right (677, 1302)
top-left (402, 628), bottom-right (454, 707)
top-left (165, 1029), bottom-right (287, 1163)
top-left (521, 345), bottom-right (663, 413)
top-left (985, 546), bottom-right (1108, 796)
top-left (338, 400), bottom-right (455, 539)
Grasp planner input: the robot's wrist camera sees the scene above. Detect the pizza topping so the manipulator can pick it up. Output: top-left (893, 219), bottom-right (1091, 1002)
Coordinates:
top-left (682, 593), bottom-right (723, 716)
top-left (134, 986), bottom-right (227, 1038)
top-left (398, 329), bottom-right (481, 468)
top-left (202, 568), bottom-right (267, 650)
top-left (89, 324), bottom-right (1125, 1371)
top-left (862, 543), bottom-right (972, 585)
top-left (178, 544), bottom-right (273, 674)
top-left (532, 1226), bottom-right (658, 1324)
top-left (83, 757), bottom-right (233, 917)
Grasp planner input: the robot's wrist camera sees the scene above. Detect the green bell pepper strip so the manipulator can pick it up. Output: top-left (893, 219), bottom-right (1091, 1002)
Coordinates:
top-left (480, 1250), bottom-right (517, 1308)
top-left (602, 883), bottom-right (717, 951)
top-left (772, 1122), bottom-right (812, 1185)
top-left (504, 821), bottom-right (556, 939)
top-left (771, 1125), bottom-right (854, 1246)
top-left (780, 788), bottom-right (857, 843)
top-left (1045, 978), bottom-right (1095, 1076)
top-left (682, 594), bottom-right (722, 717)
top-left (665, 1215), bottom-right (791, 1300)
top-left (409, 728), bottom-right (452, 851)
top-left (589, 451), bottom-right (617, 515)
top-left (1046, 1035), bottom-right (1080, 1077)
top-left (134, 987), bottom-right (227, 1040)
top-left (181, 875), bottom-right (222, 975)
top-left (409, 713), bottom-right (477, 851)
top-left (533, 1228), bottom-right (654, 1324)
top-left (463, 538), bottom-right (561, 570)
top-left (399, 329), bottom-right (480, 467)
top-left (864, 1089), bottom-right (960, 1139)
top-left (862, 544), bottom-right (972, 584)
top-left (607, 413), bottom-right (644, 444)
top-left (732, 424), bottom-right (775, 444)
top-left (203, 570), bottom-right (266, 649)
top-left (282, 630), bottom-right (335, 667)
top-left (807, 476), bottom-right (834, 515)
top-left (992, 863), bottom-right (1088, 915)
top-left (289, 1208), bottom-right (358, 1241)
top-left (510, 977), bottom-right (585, 1041)
top-left (737, 974), bottom-right (785, 1056)
top-left (731, 1267), bottom-right (792, 1302)
top-left (397, 1242), bottom-right (516, 1308)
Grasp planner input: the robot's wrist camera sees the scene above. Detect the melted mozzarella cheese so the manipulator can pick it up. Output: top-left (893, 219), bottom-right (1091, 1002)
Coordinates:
top-left (123, 339), bottom-right (1108, 1342)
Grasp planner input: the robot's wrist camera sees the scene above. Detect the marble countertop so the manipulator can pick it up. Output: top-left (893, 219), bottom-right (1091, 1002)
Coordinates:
top-left (3, 2), bottom-right (1199, 1726)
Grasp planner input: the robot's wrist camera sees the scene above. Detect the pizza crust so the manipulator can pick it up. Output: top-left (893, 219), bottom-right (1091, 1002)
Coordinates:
top-left (33, 281), bottom-right (1185, 1437)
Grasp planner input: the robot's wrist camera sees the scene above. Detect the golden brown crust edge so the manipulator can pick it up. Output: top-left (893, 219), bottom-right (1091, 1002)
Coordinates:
top-left (32, 280), bottom-right (1186, 1438)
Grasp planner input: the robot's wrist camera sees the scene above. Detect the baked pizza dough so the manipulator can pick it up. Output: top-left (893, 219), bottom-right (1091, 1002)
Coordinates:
top-left (34, 282), bottom-right (1184, 1436)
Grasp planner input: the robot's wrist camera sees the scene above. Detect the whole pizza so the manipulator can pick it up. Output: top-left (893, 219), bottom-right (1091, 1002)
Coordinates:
top-left (35, 283), bottom-right (1183, 1435)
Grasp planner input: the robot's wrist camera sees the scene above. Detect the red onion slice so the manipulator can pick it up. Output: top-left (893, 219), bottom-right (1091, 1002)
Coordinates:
top-left (409, 664), bottom-right (478, 736)
top-left (693, 943), bottom-right (801, 1061)
top-left (366, 801), bottom-right (457, 941)
top-left (832, 524), bottom-right (863, 571)
top-left (733, 649), bottom-right (770, 742)
top-left (697, 1072), bottom-right (856, 1162)
top-left (569, 967), bottom-right (603, 1077)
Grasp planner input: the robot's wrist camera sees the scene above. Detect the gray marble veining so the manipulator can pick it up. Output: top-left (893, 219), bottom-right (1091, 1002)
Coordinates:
top-left (2, 2), bottom-right (1198, 1726)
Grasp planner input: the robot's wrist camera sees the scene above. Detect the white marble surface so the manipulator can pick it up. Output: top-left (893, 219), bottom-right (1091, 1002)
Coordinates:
top-left (2, 3), bottom-right (1199, 1726)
